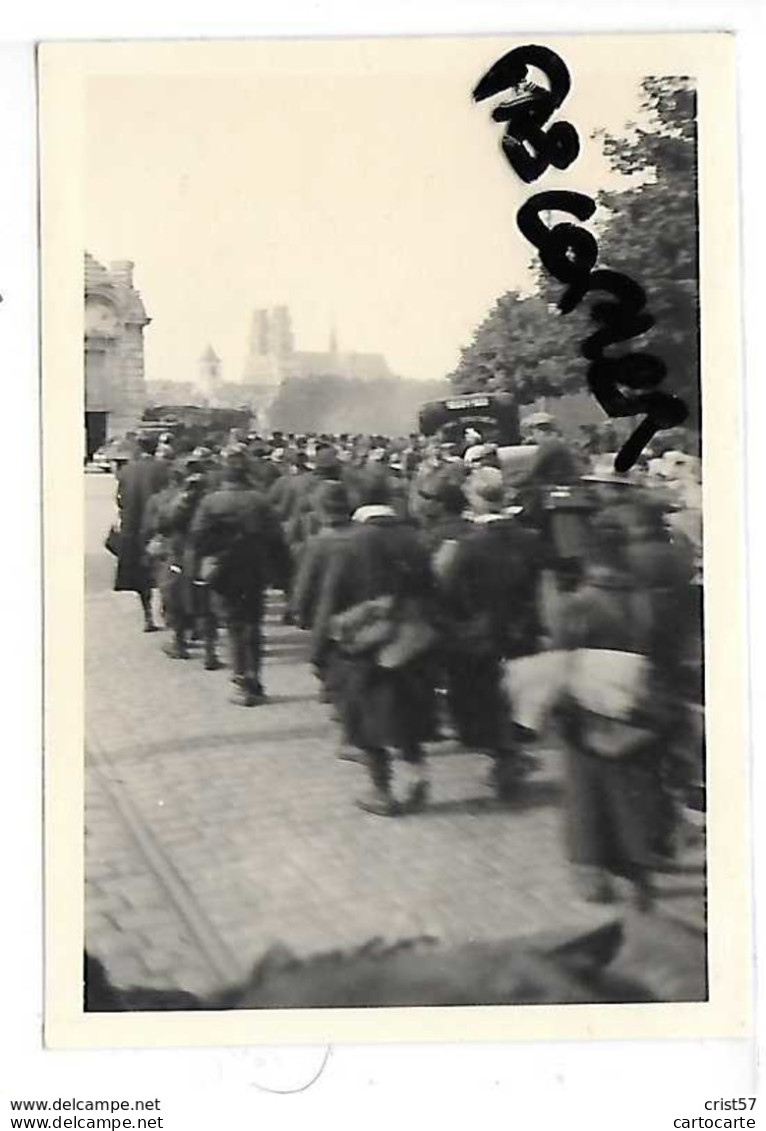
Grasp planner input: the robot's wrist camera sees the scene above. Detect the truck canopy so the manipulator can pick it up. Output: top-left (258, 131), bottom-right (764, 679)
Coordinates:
top-left (419, 392), bottom-right (520, 446)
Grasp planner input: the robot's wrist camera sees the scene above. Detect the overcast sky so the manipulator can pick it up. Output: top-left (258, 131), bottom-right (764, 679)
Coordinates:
top-left (85, 37), bottom-right (656, 386)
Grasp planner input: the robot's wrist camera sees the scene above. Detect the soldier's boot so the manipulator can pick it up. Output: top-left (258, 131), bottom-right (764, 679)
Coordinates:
top-left (163, 627), bottom-right (190, 660)
top-left (230, 671), bottom-right (255, 706)
top-left (573, 865), bottom-right (616, 904)
top-left (489, 754), bottom-right (524, 802)
top-left (337, 744), bottom-right (366, 764)
top-left (158, 595), bottom-right (170, 629)
top-left (227, 619), bottom-right (248, 699)
top-left (140, 589), bottom-right (158, 633)
top-left (203, 630), bottom-right (222, 671)
top-left (356, 749), bottom-right (400, 817)
top-left (247, 673), bottom-right (267, 703)
top-left (631, 873), bottom-right (656, 914)
top-left (230, 674), bottom-right (266, 707)
top-left (396, 751), bottom-right (431, 813)
top-left (229, 684), bottom-right (250, 705)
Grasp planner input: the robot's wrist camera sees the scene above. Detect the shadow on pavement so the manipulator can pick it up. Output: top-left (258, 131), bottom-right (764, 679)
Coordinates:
top-left (422, 778), bottom-right (563, 817)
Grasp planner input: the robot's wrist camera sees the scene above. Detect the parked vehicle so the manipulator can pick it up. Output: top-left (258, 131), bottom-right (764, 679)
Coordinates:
top-left (140, 405), bottom-right (254, 451)
top-left (418, 391), bottom-right (521, 447)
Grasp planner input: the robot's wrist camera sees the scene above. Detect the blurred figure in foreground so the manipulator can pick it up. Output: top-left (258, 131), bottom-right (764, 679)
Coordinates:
top-left (552, 513), bottom-right (669, 911)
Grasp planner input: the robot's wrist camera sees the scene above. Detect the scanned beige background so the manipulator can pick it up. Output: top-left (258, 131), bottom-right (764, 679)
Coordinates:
top-left (40, 32), bottom-right (749, 1047)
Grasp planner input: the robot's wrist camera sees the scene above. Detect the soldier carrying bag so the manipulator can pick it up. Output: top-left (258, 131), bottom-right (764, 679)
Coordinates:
top-left (328, 595), bottom-right (397, 656)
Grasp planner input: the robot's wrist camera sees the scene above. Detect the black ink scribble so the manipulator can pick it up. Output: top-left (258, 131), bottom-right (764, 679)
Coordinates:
top-left (473, 45), bottom-right (580, 184)
top-left (473, 45), bottom-right (688, 470)
top-left (516, 190), bottom-right (598, 313)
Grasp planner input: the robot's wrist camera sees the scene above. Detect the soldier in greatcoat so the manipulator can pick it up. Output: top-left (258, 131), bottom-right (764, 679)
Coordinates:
top-left (438, 467), bottom-right (542, 798)
top-left (113, 434), bottom-right (171, 632)
top-left (311, 466), bottom-right (438, 815)
top-left (141, 461), bottom-right (187, 636)
top-left (291, 481), bottom-right (353, 632)
top-left (153, 466), bottom-right (212, 663)
top-left (416, 473), bottom-right (471, 560)
top-left (291, 481), bottom-right (354, 704)
top-left (189, 444), bottom-right (289, 706)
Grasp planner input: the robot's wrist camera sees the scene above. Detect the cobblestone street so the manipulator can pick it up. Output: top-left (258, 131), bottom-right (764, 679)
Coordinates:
top-left (84, 474), bottom-right (706, 1002)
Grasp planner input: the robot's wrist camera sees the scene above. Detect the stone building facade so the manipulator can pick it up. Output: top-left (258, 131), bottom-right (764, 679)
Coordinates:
top-left (84, 252), bottom-right (151, 454)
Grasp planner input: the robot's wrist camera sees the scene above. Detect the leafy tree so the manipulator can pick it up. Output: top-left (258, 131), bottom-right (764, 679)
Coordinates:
top-left (595, 77), bottom-right (700, 427)
top-left (449, 289), bottom-right (583, 403)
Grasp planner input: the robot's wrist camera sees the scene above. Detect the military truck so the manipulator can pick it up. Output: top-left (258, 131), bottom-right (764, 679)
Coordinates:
top-left (418, 391), bottom-right (521, 447)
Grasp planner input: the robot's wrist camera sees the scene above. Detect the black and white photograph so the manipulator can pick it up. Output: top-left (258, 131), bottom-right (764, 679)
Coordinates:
top-left (38, 33), bottom-right (749, 1044)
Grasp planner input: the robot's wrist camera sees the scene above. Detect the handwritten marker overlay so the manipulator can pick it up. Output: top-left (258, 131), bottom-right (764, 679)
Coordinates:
top-left (473, 45), bottom-right (689, 471)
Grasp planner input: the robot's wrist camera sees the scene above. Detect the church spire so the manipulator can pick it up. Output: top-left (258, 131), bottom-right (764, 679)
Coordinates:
top-left (329, 322), bottom-right (339, 357)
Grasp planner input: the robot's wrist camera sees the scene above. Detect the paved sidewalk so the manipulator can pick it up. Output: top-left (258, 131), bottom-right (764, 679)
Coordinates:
top-left (84, 476), bottom-right (706, 1000)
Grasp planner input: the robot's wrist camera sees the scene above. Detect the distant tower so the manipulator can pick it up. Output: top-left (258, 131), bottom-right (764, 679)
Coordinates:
top-left (271, 305), bottom-right (294, 359)
top-left (249, 309), bottom-right (271, 356)
top-left (329, 323), bottom-right (339, 358)
top-left (199, 344), bottom-right (221, 403)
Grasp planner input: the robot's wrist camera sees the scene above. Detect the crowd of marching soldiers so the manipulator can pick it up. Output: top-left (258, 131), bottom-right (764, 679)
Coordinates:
top-left (108, 416), bottom-right (703, 910)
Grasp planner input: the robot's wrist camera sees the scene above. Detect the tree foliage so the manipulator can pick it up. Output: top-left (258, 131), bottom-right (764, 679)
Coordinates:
top-left (450, 76), bottom-right (700, 427)
top-left (450, 290), bottom-right (584, 403)
top-left (596, 77), bottom-right (699, 425)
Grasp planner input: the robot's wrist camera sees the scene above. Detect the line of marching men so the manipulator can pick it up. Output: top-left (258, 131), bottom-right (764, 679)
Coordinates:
top-left (110, 424), bottom-right (702, 912)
